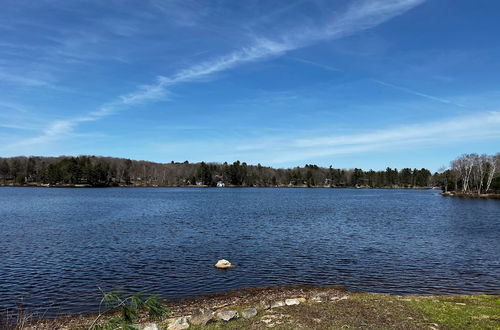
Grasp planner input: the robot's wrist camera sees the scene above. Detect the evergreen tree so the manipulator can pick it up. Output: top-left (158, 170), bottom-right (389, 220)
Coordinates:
top-left (196, 162), bottom-right (213, 185)
top-left (0, 160), bottom-right (9, 183)
top-left (399, 168), bottom-right (413, 187)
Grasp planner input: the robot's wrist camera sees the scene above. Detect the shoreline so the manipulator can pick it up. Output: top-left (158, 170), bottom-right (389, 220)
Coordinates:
top-left (0, 183), bottom-right (436, 190)
top-left (442, 191), bottom-right (500, 199)
top-left (8, 285), bottom-right (500, 329)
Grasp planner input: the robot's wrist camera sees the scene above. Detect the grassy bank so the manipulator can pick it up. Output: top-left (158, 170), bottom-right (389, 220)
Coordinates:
top-left (7, 286), bottom-right (500, 329)
top-left (192, 293), bottom-right (500, 329)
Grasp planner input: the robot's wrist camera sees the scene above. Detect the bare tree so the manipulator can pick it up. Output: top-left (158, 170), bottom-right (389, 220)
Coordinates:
top-left (471, 154), bottom-right (486, 194)
top-left (485, 153), bottom-right (499, 193)
top-left (451, 155), bottom-right (473, 192)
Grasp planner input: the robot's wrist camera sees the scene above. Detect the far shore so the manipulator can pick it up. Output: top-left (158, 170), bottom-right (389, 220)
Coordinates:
top-left (0, 182), bottom-right (438, 190)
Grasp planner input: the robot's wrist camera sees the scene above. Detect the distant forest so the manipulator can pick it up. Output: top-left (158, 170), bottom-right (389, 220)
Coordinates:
top-left (0, 154), bottom-right (498, 193)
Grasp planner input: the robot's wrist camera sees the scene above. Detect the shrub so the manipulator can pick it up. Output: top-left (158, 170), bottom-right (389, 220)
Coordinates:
top-left (90, 290), bottom-right (170, 329)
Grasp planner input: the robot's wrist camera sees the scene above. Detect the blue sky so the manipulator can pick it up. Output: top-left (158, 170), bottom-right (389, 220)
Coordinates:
top-left (1, 0), bottom-right (499, 171)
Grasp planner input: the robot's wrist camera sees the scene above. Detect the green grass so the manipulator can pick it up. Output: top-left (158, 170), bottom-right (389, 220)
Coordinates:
top-left (408, 295), bottom-right (500, 329)
top-left (184, 294), bottom-right (500, 330)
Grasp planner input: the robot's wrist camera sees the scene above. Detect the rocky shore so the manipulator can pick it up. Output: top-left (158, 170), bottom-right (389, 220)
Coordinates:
top-left (14, 286), bottom-right (500, 329)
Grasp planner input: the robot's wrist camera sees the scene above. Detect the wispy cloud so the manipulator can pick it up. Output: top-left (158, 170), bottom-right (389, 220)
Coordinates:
top-left (9, 0), bottom-right (425, 149)
top-left (149, 0), bottom-right (211, 27)
top-left (296, 112), bottom-right (500, 147)
top-left (171, 111), bottom-right (500, 165)
top-left (149, 111), bottom-right (500, 167)
top-left (0, 70), bottom-right (53, 88)
top-left (264, 111), bottom-right (500, 164)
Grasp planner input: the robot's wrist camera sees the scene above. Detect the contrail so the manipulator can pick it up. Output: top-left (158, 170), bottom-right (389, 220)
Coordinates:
top-left (371, 79), bottom-right (466, 108)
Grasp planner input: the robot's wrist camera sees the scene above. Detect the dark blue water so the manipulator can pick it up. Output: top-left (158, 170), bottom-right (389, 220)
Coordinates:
top-left (0, 187), bottom-right (499, 316)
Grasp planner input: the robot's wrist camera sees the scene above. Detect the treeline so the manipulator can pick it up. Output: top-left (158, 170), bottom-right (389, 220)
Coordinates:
top-left (0, 155), bottom-right (440, 188)
top-left (436, 153), bottom-right (500, 194)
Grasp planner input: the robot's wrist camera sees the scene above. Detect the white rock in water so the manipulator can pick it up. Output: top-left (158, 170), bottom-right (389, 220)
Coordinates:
top-left (215, 259), bottom-right (232, 269)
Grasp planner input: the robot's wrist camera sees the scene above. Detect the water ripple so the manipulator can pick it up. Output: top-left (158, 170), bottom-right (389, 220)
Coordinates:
top-left (0, 187), bottom-right (499, 317)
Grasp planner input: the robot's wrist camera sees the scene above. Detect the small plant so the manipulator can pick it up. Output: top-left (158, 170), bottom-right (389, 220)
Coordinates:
top-left (89, 289), bottom-right (170, 329)
top-left (0, 303), bottom-right (35, 330)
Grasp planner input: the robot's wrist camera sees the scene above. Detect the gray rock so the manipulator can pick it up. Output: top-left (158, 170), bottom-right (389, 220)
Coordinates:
top-left (270, 301), bottom-right (285, 308)
top-left (256, 301), bottom-right (271, 310)
top-left (241, 307), bottom-right (258, 319)
top-left (217, 310), bottom-right (239, 321)
top-left (167, 317), bottom-right (190, 330)
top-left (310, 292), bottom-right (329, 302)
top-left (143, 324), bottom-right (160, 330)
top-left (285, 298), bottom-right (300, 306)
top-left (189, 308), bottom-right (214, 326)
top-left (331, 295), bottom-right (349, 302)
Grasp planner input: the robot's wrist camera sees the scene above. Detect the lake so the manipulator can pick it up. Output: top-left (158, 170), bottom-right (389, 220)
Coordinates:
top-left (0, 187), bottom-right (499, 316)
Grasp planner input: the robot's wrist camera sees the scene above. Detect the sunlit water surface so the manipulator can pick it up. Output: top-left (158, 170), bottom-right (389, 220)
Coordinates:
top-left (1, 187), bottom-right (499, 316)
